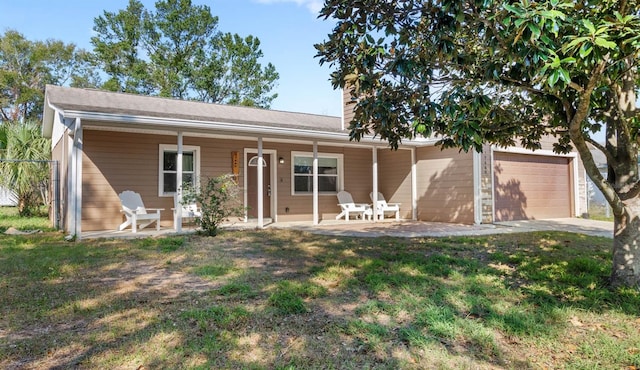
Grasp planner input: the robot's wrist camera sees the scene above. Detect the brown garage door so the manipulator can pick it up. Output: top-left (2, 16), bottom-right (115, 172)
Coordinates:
top-left (494, 152), bottom-right (572, 221)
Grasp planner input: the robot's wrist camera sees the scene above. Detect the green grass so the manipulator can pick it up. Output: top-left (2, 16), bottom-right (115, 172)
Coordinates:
top-left (1, 228), bottom-right (639, 369)
top-left (0, 206), bottom-right (51, 232)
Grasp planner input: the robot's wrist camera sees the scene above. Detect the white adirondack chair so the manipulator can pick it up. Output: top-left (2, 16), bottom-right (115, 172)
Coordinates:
top-left (370, 192), bottom-right (401, 221)
top-left (173, 194), bottom-right (202, 228)
top-left (118, 190), bottom-right (163, 233)
top-left (336, 191), bottom-right (372, 221)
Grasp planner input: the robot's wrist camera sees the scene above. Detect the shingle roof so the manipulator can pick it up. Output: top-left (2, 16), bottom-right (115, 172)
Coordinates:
top-left (44, 85), bottom-right (343, 133)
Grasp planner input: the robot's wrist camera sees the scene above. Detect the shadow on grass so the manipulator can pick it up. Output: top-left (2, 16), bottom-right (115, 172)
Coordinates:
top-left (1, 229), bottom-right (638, 369)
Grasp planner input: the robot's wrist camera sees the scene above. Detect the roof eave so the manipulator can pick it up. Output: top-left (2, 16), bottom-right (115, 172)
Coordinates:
top-left (61, 110), bottom-right (438, 147)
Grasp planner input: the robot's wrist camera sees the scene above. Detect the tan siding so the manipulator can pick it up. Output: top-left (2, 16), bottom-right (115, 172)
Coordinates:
top-left (343, 147), bottom-right (373, 205)
top-left (81, 130), bottom-right (377, 229)
top-left (378, 148), bottom-right (413, 219)
top-left (270, 144), bottom-right (372, 222)
top-left (342, 88), bottom-right (354, 130)
top-left (81, 130), bottom-right (256, 230)
top-left (416, 147), bottom-right (475, 224)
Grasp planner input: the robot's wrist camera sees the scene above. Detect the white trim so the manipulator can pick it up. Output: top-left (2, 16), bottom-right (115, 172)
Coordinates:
top-left (73, 118), bottom-right (83, 237)
top-left (491, 149), bottom-right (496, 222)
top-left (492, 146), bottom-right (578, 159)
top-left (158, 144), bottom-right (201, 197)
top-left (176, 132), bottom-right (183, 232)
top-left (473, 150), bottom-right (482, 224)
top-left (243, 148), bottom-right (277, 223)
top-left (52, 110), bottom-right (439, 147)
top-left (258, 138), bottom-right (264, 228)
top-left (290, 151), bottom-right (344, 196)
top-left (573, 157), bottom-right (580, 217)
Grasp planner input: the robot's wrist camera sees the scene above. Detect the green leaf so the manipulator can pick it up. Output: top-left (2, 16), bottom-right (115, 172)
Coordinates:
top-left (563, 36), bottom-right (589, 52)
top-left (594, 37), bottom-right (617, 49)
top-left (548, 70), bottom-right (560, 87)
top-left (558, 68), bottom-right (570, 83)
top-left (579, 45), bottom-right (593, 58)
top-left (528, 23), bottom-right (541, 40)
top-left (503, 3), bottom-right (525, 16)
top-left (582, 19), bottom-right (596, 34)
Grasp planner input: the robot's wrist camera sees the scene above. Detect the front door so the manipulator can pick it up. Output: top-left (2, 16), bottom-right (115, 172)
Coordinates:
top-left (247, 154), bottom-right (271, 218)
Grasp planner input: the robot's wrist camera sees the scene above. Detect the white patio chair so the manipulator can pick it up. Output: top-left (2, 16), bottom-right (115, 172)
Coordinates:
top-left (118, 190), bottom-right (163, 233)
top-left (173, 194), bottom-right (202, 228)
top-left (336, 191), bottom-right (372, 221)
top-left (370, 192), bottom-right (401, 221)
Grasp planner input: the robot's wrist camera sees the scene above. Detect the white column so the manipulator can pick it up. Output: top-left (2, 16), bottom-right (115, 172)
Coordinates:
top-left (257, 137), bottom-right (264, 228)
top-left (473, 150), bottom-right (482, 224)
top-left (66, 126), bottom-right (73, 235)
top-left (372, 147), bottom-right (378, 223)
top-left (411, 147), bottom-right (418, 221)
top-left (313, 141), bottom-right (319, 225)
top-left (176, 132), bottom-right (183, 232)
top-left (73, 118), bottom-right (83, 237)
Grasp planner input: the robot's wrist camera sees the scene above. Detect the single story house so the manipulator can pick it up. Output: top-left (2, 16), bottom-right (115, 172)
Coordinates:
top-left (41, 85), bottom-right (587, 236)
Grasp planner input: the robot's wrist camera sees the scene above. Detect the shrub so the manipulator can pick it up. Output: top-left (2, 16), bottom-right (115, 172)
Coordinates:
top-left (182, 174), bottom-right (245, 236)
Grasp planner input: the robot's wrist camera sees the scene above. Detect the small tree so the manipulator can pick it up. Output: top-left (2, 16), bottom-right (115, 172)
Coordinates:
top-left (182, 174), bottom-right (245, 236)
top-left (0, 121), bottom-right (50, 216)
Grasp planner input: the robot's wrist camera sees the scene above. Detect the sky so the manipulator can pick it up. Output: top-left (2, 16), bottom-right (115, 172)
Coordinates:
top-left (0, 0), bottom-right (342, 117)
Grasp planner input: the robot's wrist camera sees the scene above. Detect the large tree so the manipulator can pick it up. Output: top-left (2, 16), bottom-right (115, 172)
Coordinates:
top-left (92, 0), bottom-right (279, 108)
top-left (0, 30), bottom-right (98, 123)
top-left (316, 0), bottom-right (640, 288)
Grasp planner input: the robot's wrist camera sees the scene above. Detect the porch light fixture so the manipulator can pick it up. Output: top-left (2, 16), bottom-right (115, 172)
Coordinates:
top-left (279, 157), bottom-right (285, 164)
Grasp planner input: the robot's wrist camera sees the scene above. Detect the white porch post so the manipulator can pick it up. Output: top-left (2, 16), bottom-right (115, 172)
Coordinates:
top-left (72, 118), bottom-right (83, 237)
top-left (176, 131), bottom-right (183, 232)
top-left (411, 147), bottom-right (418, 221)
top-left (372, 146), bottom-right (378, 223)
top-left (473, 150), bottom-right (482, 224)
top-left (313, 141), bottom-right (319, 225)
top-left (257, 137), bottom-right (264, 228)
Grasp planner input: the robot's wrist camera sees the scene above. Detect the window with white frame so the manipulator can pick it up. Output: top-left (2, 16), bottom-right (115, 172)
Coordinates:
top-left (292, 152), bottom-right (342, 194)
top-left (159, 144), bottom-right (200, 196)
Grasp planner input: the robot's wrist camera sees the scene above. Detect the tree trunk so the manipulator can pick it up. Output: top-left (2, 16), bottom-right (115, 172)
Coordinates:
top-left (611, 199), bottom-right (640, 288)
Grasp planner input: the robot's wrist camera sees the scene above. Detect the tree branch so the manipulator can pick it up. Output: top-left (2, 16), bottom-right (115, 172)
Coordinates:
top-left (585, 135), bottom-right (617, 167)
top-left (569, 60), bottom-right (626, 216)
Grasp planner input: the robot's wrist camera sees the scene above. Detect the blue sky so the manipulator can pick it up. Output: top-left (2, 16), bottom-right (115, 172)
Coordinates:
top-left (1, 0), bottom-right (342, 117)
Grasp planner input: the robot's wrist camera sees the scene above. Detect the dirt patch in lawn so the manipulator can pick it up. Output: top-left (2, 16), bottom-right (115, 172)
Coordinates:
top-left (1, 229), bottom-right (638, 369)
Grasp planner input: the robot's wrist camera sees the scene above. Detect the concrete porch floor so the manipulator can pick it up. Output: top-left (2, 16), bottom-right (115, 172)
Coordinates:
top-left (80, 218), bottom-right (614, 240)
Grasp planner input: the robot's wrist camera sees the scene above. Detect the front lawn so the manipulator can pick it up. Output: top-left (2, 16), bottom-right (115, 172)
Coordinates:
top-left (0, 229), bottom-right (638, 369)
top-left (0, 206), bottom-right (51, 233)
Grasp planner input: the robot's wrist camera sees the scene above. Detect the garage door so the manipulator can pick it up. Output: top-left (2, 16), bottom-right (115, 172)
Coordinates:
top-left (494, 152), bottom-right (572, 221)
